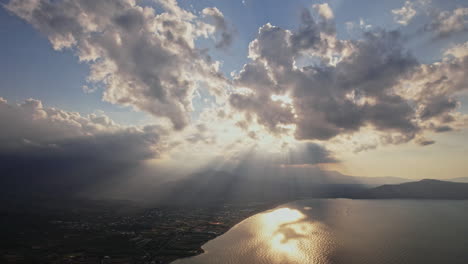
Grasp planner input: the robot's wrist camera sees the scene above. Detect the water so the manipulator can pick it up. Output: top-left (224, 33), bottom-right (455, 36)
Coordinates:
top-left (173, 199), bottom-right (468, 264)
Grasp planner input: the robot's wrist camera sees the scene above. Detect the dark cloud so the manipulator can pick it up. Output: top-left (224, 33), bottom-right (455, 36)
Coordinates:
top-left (229, 93), bottom-right (295, 134)
top-left (353, 143), bottom-right (378, 153)
top-left (284, 142), bottom-right (339, 165)
top-left (214, 142), bottom-right (338, 169)
top-left (363, 95), bottom-right (418, 135)
top-left (434, 125), bottom-right (453, 133)
top-left (0, 98), bottom-right (166, 194)
top-left (415, 138), bottom-right (436, 146)
top-left (420, 96), bottom-right (458, 120)
top-left (290, 9), bottom-right (322, 53)
top-left (247, 131), bottom-right (257, 140)
top-left (291, 4), bottom-right (335, 54)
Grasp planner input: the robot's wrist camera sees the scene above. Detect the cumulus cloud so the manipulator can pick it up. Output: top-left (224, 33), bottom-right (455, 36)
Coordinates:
top-left (4, 0), bottom-right (468, 156)
top-left (419, 96), bottom-right (458, 120)
top-left (0, 97), bottom-right (170, 161)
top-left (229, 7), bottom-right (468, 149)
top-left (444, 42), bottom-right (468, 58)
top-left (313, 3), bottom-right (334, 20)
top-left (426, 7), bottom-right (468, 38)
top-left (5, 0), bottom-right (231, 130)
top-left (0, 97), bottom-right (169, 192)
top-left (392, 1), bottom-right (417, 25)
top-left (231, 11), bottom-right (419, 142)
top-left (400, 42), bottom-right (468, 128)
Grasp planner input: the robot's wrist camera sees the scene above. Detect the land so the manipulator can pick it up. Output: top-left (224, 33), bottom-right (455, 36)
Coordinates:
top-left (0, 197), bottom-right (275, 264)
top-left (351, 179), bottom-right (468, 199)
top-left (2, 172), bottom-right (468, 264)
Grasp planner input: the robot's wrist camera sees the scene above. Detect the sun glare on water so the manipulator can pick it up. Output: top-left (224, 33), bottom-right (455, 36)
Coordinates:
top-left (259, 208), bottom-right (316, 263)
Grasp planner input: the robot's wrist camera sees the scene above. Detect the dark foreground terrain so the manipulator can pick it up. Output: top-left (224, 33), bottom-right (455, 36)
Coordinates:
top-left (0, 196), bottom-right (274, 264)
top-left (2, 175), bottom-right (468, 263)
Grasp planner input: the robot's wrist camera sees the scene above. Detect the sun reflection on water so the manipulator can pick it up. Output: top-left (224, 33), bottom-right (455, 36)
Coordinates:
top-left (260, 207), bottom-right (316, 263)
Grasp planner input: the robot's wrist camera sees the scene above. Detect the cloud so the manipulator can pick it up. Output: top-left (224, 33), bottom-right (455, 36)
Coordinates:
top-left (392, 1), bottom-right (417, 25)
top-left (444, 42), bottom-right (468, 58)
top-left (5, 0), bottom-right (230, 130)
top-left (229, 8), bottom-right (468, 148)
top-left (283, 142), bottom-right (339, 165)
top-left (400, 42), bottom-right (468, 129)
top-left (81, 85), bottom-right (97, 94)
top-left (415, 137), bottom-right (435, 146)
top-left (353, 143), bottom-right (378, 153)
top-left (202, 7), bottom-right (235, 49)
top-left (419, 96), bottom-right (458, 120)
top-left (211, 141), bottom-right (338, 169)
top-left (433, 125), bottom-right (453, 133)
top-left (4, 0), bottom-right (468, 157)
top-left (231, 13), bottom-right (420, 142)
top-left (345, 18), bottom-right (373, 34)
top-left (426, 7), bottom-right (468, 38)
top-left (312, 3), bottom-right (334, 20)
top-left (0, 98), bottom-right (168, 193)
top-left (185, 123), bottom-right (217, 144)
top-left (0, 97), bottom-right (167, 161)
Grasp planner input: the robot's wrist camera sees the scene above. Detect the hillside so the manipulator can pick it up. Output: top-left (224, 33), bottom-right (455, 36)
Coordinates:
top-left (353, 179), bottom-right (468, 199)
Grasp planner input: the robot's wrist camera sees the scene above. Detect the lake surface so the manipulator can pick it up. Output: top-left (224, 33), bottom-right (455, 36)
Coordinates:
top-left (173, 199), bottom-right (468, 264)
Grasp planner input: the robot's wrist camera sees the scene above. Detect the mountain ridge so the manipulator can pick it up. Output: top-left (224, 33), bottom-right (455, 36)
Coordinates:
top-left (352, 179), bottom-right (468, 199)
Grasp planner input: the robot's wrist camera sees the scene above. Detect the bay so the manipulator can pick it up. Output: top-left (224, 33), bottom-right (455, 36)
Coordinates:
top-left (173, 199), bottom-right (468, 264)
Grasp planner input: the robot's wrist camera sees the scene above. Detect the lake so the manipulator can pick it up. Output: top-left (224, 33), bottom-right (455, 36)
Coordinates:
top-left (173, 199), bottom-right (468, 264)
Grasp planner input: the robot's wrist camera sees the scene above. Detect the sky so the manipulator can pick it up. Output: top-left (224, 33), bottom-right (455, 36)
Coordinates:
top-left (0, 0), bottom-right (467, 192)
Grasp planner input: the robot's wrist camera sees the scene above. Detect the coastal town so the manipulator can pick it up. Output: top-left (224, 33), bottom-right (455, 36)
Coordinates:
top-left (1, 201), bottom-right (273, 264)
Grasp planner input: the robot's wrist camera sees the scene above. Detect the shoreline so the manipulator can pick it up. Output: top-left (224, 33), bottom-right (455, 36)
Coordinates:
top-left (166, 201), bottom-right (283, 264)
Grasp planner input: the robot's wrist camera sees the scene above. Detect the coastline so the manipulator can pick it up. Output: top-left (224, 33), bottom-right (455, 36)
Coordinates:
top-left (166, 201), bottom-right (283, 264)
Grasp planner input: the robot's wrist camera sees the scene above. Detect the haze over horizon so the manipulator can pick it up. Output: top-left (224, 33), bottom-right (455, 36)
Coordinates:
top-left (1, 0), bottom-right (468, 199)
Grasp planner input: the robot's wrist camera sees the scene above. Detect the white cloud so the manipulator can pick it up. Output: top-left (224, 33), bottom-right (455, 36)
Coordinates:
top-left (426, 7), bottom-right (468, 38)
top-left (312, 3), bottom-right (334, 20)
top-left (345, 18), bottom-right (372, 35)
top-left (81, 85), bottom-right (97, 94)
top-left (6, 0), bottom-right (232, 130)
top-left (4, 0), bottom-right (468, 155)
top-left (392, 1), bottom-right (417, 25)
top-left (444, 42), bottom-right (468, 58)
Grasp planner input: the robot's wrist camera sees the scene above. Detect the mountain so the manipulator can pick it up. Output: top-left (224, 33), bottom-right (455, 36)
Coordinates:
top-left (352, 179), bottom-right (468, 199)
top-left (320, 170), bottom-right (410, 185)
top-left (447, 177), bottom-right (468, 183)
top-left (149, 169), bottom-right (412, 206)
top-left (151, 170), bottom-right (368, 206)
